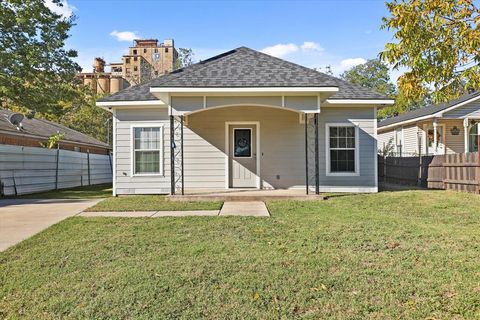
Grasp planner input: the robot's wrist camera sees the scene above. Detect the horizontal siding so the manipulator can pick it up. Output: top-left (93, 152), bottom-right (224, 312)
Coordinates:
top-left (114, 108), bottom-right (170, 195)
top-left (114, 105), bottom-right (378, 194)
top-left (403, 124), bottom-right (419, 154)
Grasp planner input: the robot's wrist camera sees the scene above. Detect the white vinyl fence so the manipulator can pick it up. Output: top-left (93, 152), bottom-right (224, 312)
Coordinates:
top-left (0, 145), bottom-right (112, 196)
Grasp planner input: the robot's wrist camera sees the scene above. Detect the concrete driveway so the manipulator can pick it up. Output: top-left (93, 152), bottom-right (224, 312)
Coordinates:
top-left (0, 199), bottom-right (101, 252)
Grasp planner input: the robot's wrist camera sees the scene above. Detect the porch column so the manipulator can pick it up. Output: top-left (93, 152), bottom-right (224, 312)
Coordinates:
top-left (314, 113), bottom-right (319, 194)
top-left (304, 113), bottom-right (309, 195)
top-left (433, 119), bottom-right (438, 152)
top-left (464, 118), bottom-right (469, 153)
top-left (170, 115), bottom-right (175, 195)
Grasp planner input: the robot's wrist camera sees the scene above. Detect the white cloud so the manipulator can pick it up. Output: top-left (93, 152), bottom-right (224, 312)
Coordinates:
top-left (301, 41), bottom-right (323, 53)
top-left (109, 30), bottom-right (140, 42)
top-left (340, 58), bottom-right (367, 70)
top-left (261, 43), bottom-right (299, 58)
top-left (44, 0), bottom-right (76, 18)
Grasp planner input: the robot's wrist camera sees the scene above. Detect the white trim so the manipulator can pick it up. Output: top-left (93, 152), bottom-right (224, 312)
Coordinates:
top-left (394, 126), bottom-right (405, 155)
top-left (112, 109), bottom-right (117, 197)
top-left (325, 122), bottom-right (360, 177)
top-left (326, 99), bottom-right (394, 105)
top-left (464, 118), bottom-right (469, 153)
top-left (96, 100), bottom-right (165, 107)
top-left (130, 123), bottom-right (164, 177)
top-left (225, 121), bottom-right (261, 189)
top-left (319, 186), bottom-right (378, 193)
top-left (373, 107), bottom-right (378, 190)
top-left (423, 122), bottom-right (446, 155)
top-left (151, 87), bottom-right (339, 93)
top-left (175, 103), bottom-right (304, 116)
top-left (378, 94), bottom-right (480, 130)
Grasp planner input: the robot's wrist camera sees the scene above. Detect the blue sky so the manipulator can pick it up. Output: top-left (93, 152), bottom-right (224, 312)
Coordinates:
top-left (47, 0), bottom-right (400, 79)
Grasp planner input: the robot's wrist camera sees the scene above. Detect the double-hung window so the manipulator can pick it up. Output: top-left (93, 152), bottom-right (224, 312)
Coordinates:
top-left (327, 124), bottom-right (359, 175)
top-left (133, 126), bottom-right (163, 175)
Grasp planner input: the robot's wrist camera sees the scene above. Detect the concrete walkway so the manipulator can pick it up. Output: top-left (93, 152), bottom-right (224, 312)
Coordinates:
top-left (0, 199), bottom-right (101, 252)
top-left (219, 201), bottom-right (270, 216)
top-left (79, 201), bottom-right (270, 218)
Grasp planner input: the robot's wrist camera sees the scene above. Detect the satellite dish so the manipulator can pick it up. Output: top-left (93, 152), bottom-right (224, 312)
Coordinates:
top-left (9, 113), bottom-right (24, 130)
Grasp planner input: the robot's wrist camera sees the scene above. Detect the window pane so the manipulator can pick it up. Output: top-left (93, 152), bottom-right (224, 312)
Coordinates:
top-left (338, 137), bottom-right (347, 148)
top-left (346, 127), bottom-right (355, 137)
top-left (330, 127), bottom-right (338, 138)
top-left (339, 127), bottom-right (347, 137)
top-left (330, 150), bottom-right (355, 173)
top-left (347, 137), bottom-right (355, 148)
top-left (234, 129), bottom-right (251, 157)
top-left (134, 127), bottom-right (160, 150)
top-left (135, 151), bottom-right (160, 173)
top-left (330, 137), bottom-right (338, 148)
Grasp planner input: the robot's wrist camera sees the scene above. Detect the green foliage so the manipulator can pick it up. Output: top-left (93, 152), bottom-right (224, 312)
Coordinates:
top-left (176, 48), bottom-right (194, 69)
top-left (341, 59), bottom-right (396, 97)
top-left (380, 0), bottom-right (480, 104)
top-left (40, 132), bottom-right (64, 149)
top-left (0, 0), bottom-right (82, 113)
top-left (59, 88), bottom-right (112, 144)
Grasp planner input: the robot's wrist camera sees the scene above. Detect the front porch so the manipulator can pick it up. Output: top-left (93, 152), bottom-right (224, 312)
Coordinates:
top-left (167, 188), bottom-right (326, 201)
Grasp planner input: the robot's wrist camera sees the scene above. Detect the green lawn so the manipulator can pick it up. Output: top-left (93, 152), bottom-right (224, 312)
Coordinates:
top-left (1, 190), bottom-right (479, 319)
top-left (85, 195), bottom-right (222, 211)
top-left (11, 184), bottom-right (112, 199)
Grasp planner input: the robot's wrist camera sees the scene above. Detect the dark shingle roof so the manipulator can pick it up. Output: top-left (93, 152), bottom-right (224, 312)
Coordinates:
top-left (0, 109), bottom-right (111, 148)
top-left (98, 47), bottom-right (389, 103)
top-left (378, 91), bottom-right (480, 128)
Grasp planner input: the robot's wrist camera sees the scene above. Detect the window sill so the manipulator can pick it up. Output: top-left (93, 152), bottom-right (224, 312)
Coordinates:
top-left (326, 172), bottom-right (360, 177)
top-left (131, 173), bottom-right (165, 177)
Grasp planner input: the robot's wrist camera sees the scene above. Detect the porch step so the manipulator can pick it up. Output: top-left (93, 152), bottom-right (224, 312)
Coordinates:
top-left (167, 193), bottom-right (325, 202)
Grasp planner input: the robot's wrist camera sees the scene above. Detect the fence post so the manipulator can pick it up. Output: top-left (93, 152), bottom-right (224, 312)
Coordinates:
top-left (383, 154), bottom-right (387, 184)
top-left (55, 147), bottom-right (60, 190)
top-left (87, 151), bottom-right (91, 186)
top-left (418, 155), bottom-right (422, 187)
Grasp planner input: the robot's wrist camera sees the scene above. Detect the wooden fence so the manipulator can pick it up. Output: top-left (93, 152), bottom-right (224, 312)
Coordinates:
top-left (0, 145), bottom-right (112, 196)
top-left (378, 152), bottom-right (480, 193)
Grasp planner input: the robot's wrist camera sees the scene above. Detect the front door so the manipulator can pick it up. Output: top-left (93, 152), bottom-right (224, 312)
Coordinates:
top-left (229, 125), bottom-right (257, 188)
top-left (425, 125), bottom-right (445, 155)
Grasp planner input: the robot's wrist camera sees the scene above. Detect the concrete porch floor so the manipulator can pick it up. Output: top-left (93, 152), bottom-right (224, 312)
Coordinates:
top-left (167, 188), bottom-right (325, 201)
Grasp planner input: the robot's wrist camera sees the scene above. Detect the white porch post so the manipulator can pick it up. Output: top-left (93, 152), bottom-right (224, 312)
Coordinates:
top-left (464, 118), bottom-right (469, 153)
top-left (433, 119), bottom-right (438, 153)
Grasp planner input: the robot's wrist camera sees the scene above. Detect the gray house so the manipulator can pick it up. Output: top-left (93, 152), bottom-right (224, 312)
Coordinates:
top-left (378, 91), bottom-right (480, 156)
top-left (97, 47), bottom-right (393, 195)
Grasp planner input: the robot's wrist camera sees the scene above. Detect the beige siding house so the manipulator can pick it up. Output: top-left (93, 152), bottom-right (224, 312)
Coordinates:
top-left (97, 47), bottom-right (393, 196)
top-left (378, 92), bottom-right (480, 156)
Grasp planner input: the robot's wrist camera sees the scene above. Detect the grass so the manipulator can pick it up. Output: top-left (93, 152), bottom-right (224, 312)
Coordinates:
top-left (85, 195), bottom-right (222, 211)
top-left (1, 190), bottom-right (480, 319)
top-left (11, 184), bottom-right (112, 199)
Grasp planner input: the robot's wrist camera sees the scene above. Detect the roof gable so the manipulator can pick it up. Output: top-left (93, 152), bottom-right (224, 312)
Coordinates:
top-left (378, 91), bottom-right (480, 128)
top-left (98, 47), bottom-right (389, 103)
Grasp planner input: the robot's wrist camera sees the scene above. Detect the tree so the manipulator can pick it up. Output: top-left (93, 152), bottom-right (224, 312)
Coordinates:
top-left (340, 59), bottom-right (396, 97)
top-left (380, 0), bottom-right (480, 104)
top-left (59, 87), bottom-right (112, 144)
top-left (176, 48), bottom-right (194, 69)
top-left (340, 59), bottom-right (406, 119)
top-left (0, 0), bottom-right (81, 113)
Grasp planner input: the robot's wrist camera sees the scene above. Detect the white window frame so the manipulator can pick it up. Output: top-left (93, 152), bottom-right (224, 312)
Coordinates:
top-left (130, 123), bottom-right (164, 177)
top-left (325, 123), bottom-right (360, 177)
top-left (394, 126), bottom-right (404, 155)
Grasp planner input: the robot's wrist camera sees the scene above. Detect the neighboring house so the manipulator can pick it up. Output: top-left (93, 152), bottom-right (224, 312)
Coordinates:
top-left (0, 109), bottom-right (111, 155)
top-left (96, 47), bottom-right (393, 195)
top-left (378, 91), bottom-right (480, 156)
